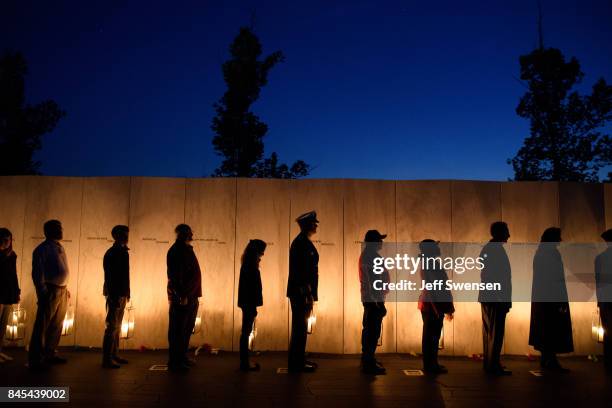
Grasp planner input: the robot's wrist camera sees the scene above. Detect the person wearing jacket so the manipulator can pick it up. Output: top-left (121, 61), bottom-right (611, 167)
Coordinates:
top-left (167, 224), bottom-right (202, 372)
top-left (418, 239), bottom-right (454, 374)
top-left (0, 228), bottom-right (20, 363)
top-left (529, 227), bottom-right (573, 372)
top-left (478, 221), bottom-right (512, 375)
top-left (101, 225), bottom-right (130, 369)
top-left (28, 219), bottom-right (70, 369)
top-left (595, 229), bottom-right (612, 374)
top-left (287, 211), bottom-right (319, 373)
top-left (359, 230), bottom-right (389, 375)
top-left (237, 239), bottom-right (266, 371)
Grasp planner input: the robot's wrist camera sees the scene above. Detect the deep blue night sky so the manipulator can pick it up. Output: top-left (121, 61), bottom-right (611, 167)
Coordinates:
top-left (2, 0), bottom-right (611, 180)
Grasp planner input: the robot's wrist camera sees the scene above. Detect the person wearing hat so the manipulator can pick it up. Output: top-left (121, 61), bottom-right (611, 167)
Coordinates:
top-left (478, 221), bottom-right (512, 375)
top-left (287, 211), bottom-right (319, 372)
top-left (167, 224), bottom-right (202, 372)
top-left (595, 229), bottom-right (612, 374)
top-left (101, 225), bottom-right (130, 369)
top-left (359, 230), bottom-right (389, 375)
top-left (418, 239), bottom-right (454, 374)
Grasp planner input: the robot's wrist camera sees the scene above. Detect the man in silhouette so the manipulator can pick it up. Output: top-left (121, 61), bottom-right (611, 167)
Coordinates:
top-left (596, 229), bottom-right (612, 374)
top-left (102, 225), bottom-right (130, 368)
top-left (167, 224), bottom-right (202, 372)
top-left (478, 221), bottom-right (512, 375)
top-left (287, 211), bottom-right (319, 372)
top-left (28, 220), bottom-right (70, 369)
top-left (359, 230), bottom-right (388, 375)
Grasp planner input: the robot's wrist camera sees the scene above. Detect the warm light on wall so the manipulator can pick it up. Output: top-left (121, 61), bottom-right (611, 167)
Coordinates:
top-left (248, 318), bottom-right (257, 351)
top-left (120, 305), bottom-right (135, 340)
top-left (61, 304), bottom-right (75, 336)
top-left (439, 326), bottom-right (445, 350)
top-left (377, 321), bottom-right (383, 347)
top-left (592, 310), bottom-right (605, 343)
top-left (5, 305), bottom-right (26, 341)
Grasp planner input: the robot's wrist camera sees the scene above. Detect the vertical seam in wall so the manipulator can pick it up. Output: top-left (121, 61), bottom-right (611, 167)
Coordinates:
top-left (341, 186), bottom-right (345, 354)
top-left (288, 183), bottom-right (292, 350)
top-left (394, 181), bottom-right (397, 353)
top-left (449, 181), bottom-right (454, 356)
top-left (231, 178), bottom-right (238, 352)
top-left (73, 178), bottom-right (85, 348)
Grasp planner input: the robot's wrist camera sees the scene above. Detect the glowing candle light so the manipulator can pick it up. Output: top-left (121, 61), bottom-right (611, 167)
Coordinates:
top-left (592, 310), bottom-right (605, 343)
top-left (248, 318), bottom-right (257, 351)
top-left (5, 305), bottom-right (26, 341)
top-left (61, 305), bottom-right (75, 336)
top-left (192, 300), bottom-right (202, 334)
top-left (120, 305), bottom-right (135, 339)
top-left (307, 314), bottom-right (316, 335)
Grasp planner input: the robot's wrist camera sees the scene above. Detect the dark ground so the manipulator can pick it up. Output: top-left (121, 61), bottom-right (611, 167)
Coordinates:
top-left (0, 349), bottom-right (611, 407)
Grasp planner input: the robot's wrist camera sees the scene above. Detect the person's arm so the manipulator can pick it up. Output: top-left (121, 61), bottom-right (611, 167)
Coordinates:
top-left (167, 246), bottom-right (187, 302)
top-left (32, 246), bottom-right (47, 297)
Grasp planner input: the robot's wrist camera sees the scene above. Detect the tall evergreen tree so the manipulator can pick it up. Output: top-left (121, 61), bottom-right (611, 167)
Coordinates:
top-left (0, 52), bottom-right (65, 175)
top-left (211, 27), bottom-right (311, 178)
top-left (508, 46), bottom-right (612, 182)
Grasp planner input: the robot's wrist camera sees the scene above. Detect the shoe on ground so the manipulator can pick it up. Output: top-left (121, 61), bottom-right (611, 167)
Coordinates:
top-left (184, 357), bottom-right (197, 367)
top-left (424, 365), bottom-right (448, 375)
top-left (362, 364), bottom-right (386, 375)
top-left (112, 356), bottom-right (129, 364)
top-left (240, 362), bottom-right (261, 372)
top-left (45, 355), bottom-right (67, 365)
top-left (305, 359), bottom-right (318, 368)
top-left (102, 361), bottom-right (121, 369)
top-left (0, 352), bottom-right (13, 361)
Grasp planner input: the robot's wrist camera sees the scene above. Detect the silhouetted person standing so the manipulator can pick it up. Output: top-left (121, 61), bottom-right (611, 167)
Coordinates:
top-left (102, 225), bottom-right (130, 369)
top-left (529, 227), bottom-right (573, 372)
top-left (478, 221), bottom-right (512, 375)
top-left (0, 228), bottom-right (20, 363)
top-left (238, 239), bottom-right (266, 371)
top-left (287, 211), bottom-right (319, 373)
top-left (359, 230), bottom-right (389, 375)
top-left (167, 224), bottom-right (202, 372)
top-left (418, 239), bottom-right (454, 375)
top-left (29, 220), bottom-right (70, 369)
top-left (596, 229), bottom-right (612, 374)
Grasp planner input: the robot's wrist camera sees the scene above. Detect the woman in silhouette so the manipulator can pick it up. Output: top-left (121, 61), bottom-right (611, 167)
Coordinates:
top-left (237, 239), bottom-right (266, 371)
top-left (0, 228), bottom-right (21, 363)
top-left (529, 227), bottom-right (573, 371)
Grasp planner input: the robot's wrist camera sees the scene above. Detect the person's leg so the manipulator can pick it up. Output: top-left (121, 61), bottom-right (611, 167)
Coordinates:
top-left (44, 287), bottom-right (68, 361)
top-left (0, 304), bottom-right (11, 353)
top-left (490, 307), bottom-right (507, 369)
top-left (601, 304), bottom-right (612, 372)
top-left (361, 304), bottom-right (375, 366)
top-left (421, 311), bottom-right (433, 370)
top-left (182, 298), bottom-right (198, 362)
top-left (102, 297), bottom-right (119, 363)
top-left (168, 302), bottom-right (182, 366)
top-left (29, 293), bottom-right (51, 366)
top-left (288, 299), bottom-right (307, 369)
top-left (112, 297), bottom-right (127, 361)
top-left (239, 307), bottom-right (256, 368)
top-left (431, 315), bottom-right (444, 368)
top-left (481, 303), bottom-right (492, 371)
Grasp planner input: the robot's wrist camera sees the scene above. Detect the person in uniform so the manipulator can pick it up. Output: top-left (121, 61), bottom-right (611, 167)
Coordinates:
top-left (28, 220), bottom-right (70, 369)
top-left (596, 229), bottom-right (612, 374)
top-left (478, 221), bottom-right (512, 375)
top-left (0, 228), bottom-right (20, 363)
top-left (418, 239), bottom-right (454, 374)
top-left (167, 224), bottom-right (202, 372)
top-left (359, 230), bottom-right (389, 375)
top-left (101, 225), bottom-right (130, 368)
top-left (529, 227), bottom-right (573, 372)
top-left (237, 239), bottom-right (266, 371)
top-left (287, 211), bottom-right (319, 372)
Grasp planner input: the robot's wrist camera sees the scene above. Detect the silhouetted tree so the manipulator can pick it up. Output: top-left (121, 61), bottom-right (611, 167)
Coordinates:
top-left (0, 52), bottom-right (65, 175)
top-left (508, 47), bottom-right (612, 182)
top-left (211, 27), bottom-right (311, 178)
